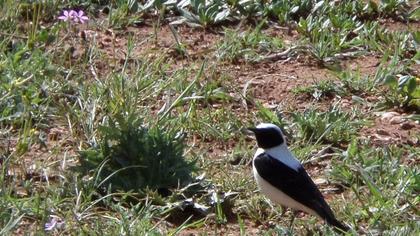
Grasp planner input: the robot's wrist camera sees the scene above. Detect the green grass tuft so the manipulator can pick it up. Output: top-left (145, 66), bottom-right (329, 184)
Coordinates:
top-left (78, 113), bottom-right (196, 194)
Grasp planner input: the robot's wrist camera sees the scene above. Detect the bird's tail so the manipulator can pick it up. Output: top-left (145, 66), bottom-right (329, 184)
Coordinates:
top-left (326, 217), bottom-right (349, 233)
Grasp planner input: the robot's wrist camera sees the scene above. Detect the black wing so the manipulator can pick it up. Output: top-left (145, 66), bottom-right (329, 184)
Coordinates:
top-left (254, 152), bottom-right (346, 229)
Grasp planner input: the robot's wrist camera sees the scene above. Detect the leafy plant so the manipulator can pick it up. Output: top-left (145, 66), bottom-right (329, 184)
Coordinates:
top-left (169, 24), bottom-right (188, 57)
top-left (336, 71), bottom-right (375, 96)
top-left (292, 80), bottom-right (344, 101)
top-left (330, 141), bottom-right (419, 231)
top-left (107, 0), bottom-right (144, 28)
top-left (379, 0), bottom-right (411, 19)
top-left (176, 0), bottom-right (230, 28)
top-left (292, 105), bottom-right (362, 145)
top-left (79, 113), bottom-right (196, 194)
top-left (373, 51), bottom-right (419, 110)
top-left (216, 22), bottom-right (283, 62)
top-left (384, 74), bottom-right (420, 109)
top-left (236, 195), bottom-right (277, 224)
top-left (0, 45), bottom-right (56, 128)
top-left (265, 0), bottom-right (313, 24)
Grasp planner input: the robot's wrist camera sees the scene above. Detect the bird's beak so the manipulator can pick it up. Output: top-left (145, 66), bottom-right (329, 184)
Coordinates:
top-left (244, 127), bottom-right (257, 135)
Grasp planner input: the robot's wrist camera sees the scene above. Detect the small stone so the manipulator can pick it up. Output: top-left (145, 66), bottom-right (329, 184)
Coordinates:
top-left (380, 111), bottom-right (399, 121)
top-left (390, 116), bottom-right (403, 124)
top-left (314, 178), bottom-right (328, 185)
top-left (376, 129), bottom-right (389, 135)
top-left (400, 122), bottom-right (414, 130)
top-left (374, 134), bottom-right (391, 141)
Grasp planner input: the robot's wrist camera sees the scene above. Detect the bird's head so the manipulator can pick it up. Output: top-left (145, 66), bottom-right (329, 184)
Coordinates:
top-left (248, 123), bottom-right (286, 149)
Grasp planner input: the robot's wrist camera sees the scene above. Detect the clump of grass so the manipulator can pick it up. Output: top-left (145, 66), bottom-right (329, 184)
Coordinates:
top-left (382, 74), bottom-right (420, 110)
top-left (373, 51), bottom-right (420, 111)
top-left (78, 113), bottom-right (196, 194)
top-left (330, 140), bottom-right (419, 232)
top-left (292, 104), bottom-right (363, 145)
top-left (0, 45), bottom-right (57, 127)
top-left (236, 194), bottom-right (277, 224)
top-left (292, 80), bottom-right (345, 101)
top-left (216, 21), bottom-right (283, 62)
top-left (336, 70), bottom-right (375, 96)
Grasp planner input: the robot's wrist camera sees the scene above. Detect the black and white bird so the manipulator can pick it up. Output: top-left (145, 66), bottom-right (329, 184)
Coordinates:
top-left (248, 123), bottom-right (348, 231)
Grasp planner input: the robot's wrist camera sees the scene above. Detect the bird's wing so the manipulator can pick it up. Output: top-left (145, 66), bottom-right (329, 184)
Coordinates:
top-left (253, 152), bottom-right (337, 222)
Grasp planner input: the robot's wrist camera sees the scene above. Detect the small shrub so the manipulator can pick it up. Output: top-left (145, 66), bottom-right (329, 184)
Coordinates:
top-left (78, 113), bottom-right (196, 194)
top-left (292, 80), bottom-right (344, 100)
top-left (292, 105), bottom-right (362, 145)
top-left (383, 74), bottom-right (420, 110)
top-left (216, 22), bottom-right (283, 62)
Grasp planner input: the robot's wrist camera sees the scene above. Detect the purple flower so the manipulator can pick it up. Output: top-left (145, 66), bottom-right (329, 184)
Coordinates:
top-left (44, 217), bottom-right (58, 231)
top-left (58, 9), bottom-right (89, 24)
top-left (73, 10), bottom-right (89, 24)
top-left (58, 10), bottom-right (76, 22)
top-left (44, 216), bottom-right (64, 231)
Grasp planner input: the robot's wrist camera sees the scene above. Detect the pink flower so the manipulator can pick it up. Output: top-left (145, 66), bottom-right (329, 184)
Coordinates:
top-left (44, 217), bottom-right (58, 231)
top-left (58, 10), bottom-right (76, 22)
top-left (44, 216), bottom-right (64, 231)
top-left (58, 10), bottom-right (89, 24)
top-left (73, 10), bottom-right (89, 24)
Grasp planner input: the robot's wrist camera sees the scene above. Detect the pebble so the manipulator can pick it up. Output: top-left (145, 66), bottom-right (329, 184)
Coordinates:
top-left (376, 129), bottom-right (389, 135)
top-left (400, 122), bottom-right (414, 130)
top-left (380, 111), bottom-right (399, 121)
top-left (390, 116), bottom-right (404, 124)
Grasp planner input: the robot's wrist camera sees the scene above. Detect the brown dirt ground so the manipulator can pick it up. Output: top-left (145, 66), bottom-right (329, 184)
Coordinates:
top-left (380, 18), bottom-right (420, 32)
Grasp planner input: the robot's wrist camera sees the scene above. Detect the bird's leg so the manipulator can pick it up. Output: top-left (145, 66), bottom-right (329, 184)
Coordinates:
top-left (288, 210), bottom-right (298, 232)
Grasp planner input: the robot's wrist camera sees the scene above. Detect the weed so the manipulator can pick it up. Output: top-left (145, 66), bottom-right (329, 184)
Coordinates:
top-left (236, 194), bottom-right (278, 224)
top-left (0, 46), bottom-right (57, 129)
top-left (292, 104), bottom-right (363, 145)
top-left (292, 80), bottom-right (344, 101)
top-left (336, 70), bottom-right (375, 96)
top-left (177, 0), bottom-right (230, 28)
top-left (106, 1), bottom-right (144, 28)
top-left (373, 51), bottom-right (419, 110)
top-left (383, 74), bottom-right (420, 109)
top-left (78, 113), bottom-right (196, 194)
top-left (265, 0), bottom-right (313, 25)
top-left (217, 22), bottom-right (283, 62)
top-left (330, 140), bottom-right (419, 232)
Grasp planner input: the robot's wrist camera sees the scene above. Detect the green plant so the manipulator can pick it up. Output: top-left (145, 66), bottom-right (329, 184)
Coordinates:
top-left (379, 0), bottom-right (411, 19)
top-left (265, 0), bottom-right (312, 24)
top-left (79, 113), bottom-right (196, 193)
top-left (330, 140), bottom-right (419, 231)
top-left (216, 22), bottom-right (283, 62)
top-left (177, 0), bottom-right (230, 28)
top-left (169, 24), bottom-right (187, 57)
top-left (256, 102), bottom-right (288, 128)
top-left (236, 194), bottom-right (277, 224)
top-left (384, 74), bottom-right (420, 109)
top-left (292, 80), bottom-right (344, 101)
top-left (373, 51), bottom-right (419, 110)
top-left (0, 45), bottom-right (57, 128)
top-left (227, 0), bottom-right (262, 19)
top-left (106, 0), bottom-right (144, 28)
top-left (292, 105), bottom-right (363, 145)
top-left (336, 70), bottom-right (375, 96)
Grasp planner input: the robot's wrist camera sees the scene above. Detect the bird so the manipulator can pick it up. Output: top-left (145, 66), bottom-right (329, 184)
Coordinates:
top-left (248, 123), bottom-right (348, 232)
